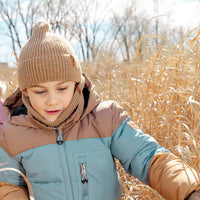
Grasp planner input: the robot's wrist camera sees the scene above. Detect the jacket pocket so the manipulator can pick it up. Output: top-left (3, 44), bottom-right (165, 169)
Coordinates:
top-left (78, 156), bottom-right (88, 199)
top-left (71, 149), bottom-right (122, 200)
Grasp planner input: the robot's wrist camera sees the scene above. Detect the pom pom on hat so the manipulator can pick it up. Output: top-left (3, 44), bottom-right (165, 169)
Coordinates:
top-left (18, 21), bottom-right (82, 91)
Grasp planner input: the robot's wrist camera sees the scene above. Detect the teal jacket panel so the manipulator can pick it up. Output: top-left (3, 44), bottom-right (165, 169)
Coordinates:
top-left (111, 118), bottom-right (169, 184)
top-left (0, 146), bottom-right (26, 186)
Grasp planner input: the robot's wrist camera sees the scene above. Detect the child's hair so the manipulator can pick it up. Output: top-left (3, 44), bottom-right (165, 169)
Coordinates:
top-left (17, 21), bottom-right (82, 91)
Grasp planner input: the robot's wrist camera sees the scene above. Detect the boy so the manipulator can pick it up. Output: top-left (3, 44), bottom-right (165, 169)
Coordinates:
top-left (0, 21), bottom-right (200, 200)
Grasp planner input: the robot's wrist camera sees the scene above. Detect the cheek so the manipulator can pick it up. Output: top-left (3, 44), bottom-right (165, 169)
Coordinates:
top-left (63, 91), bottom-right (74, 107)
top-left (29, 95), bottom-right (43, 111)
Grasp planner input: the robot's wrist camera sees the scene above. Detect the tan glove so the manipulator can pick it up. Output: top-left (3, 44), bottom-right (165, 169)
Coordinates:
top-left (186, 190), bottom-right (200, 200)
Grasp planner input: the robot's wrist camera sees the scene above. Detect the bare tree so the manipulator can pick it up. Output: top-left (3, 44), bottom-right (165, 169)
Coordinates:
top-left (69, 0), bottom-right (111, 62)
top-left (0, 0), bottom-right (78, 62)
top-left (0, 0), bottom-right (189, 65)
top-left (0, 0), bottom-right (40, 61)
top-left (39, 0), bottom-right (74, 38)
top-left (153, 0), bottom-right (160, 49)
top-left (0, 0), bottom-right (111, 63)
top-left (110, 0), bottom-right (149, 62)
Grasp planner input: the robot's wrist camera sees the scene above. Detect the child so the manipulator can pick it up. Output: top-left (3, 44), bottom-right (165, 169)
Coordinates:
top-left (0, 21), bottom-right (200, 200)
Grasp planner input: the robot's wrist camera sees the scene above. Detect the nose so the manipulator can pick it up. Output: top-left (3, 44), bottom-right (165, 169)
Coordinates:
top-left (46, 92), bottom-right (59, 106)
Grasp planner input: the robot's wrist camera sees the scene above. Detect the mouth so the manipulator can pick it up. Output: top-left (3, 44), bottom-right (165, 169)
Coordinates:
top-left (45, 110), bottom-right (61, 115)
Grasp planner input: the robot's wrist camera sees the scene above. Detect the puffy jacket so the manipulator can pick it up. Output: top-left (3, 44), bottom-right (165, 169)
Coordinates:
top-left (0, 75), bottom-right (200, 200)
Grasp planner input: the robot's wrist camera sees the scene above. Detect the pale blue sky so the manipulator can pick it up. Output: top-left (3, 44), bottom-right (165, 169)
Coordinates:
top-left (0, 0), bottom-right (199, 67)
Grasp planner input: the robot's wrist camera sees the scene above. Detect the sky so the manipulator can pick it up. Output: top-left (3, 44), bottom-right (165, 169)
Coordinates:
top-left (150, 0), bottom-right (200, 28)
top-left (0, 0), bottom-right (200, 67)
top-left (108, 0), bottom-right (200, 28)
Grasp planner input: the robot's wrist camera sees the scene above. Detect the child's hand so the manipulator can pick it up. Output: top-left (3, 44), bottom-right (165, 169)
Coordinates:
top-left (186, 190), bottom-right (200, 200)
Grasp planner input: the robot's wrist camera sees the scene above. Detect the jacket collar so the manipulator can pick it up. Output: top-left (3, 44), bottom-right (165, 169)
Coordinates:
top-left (3, 74), bottom-right (101, 130)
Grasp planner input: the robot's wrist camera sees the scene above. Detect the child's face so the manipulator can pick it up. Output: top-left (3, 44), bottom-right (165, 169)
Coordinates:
top-left (24, 81), bottom-right (75, 122)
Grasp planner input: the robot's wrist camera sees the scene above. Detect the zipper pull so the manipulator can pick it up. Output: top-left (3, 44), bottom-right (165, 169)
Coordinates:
top-left (54, 127), bottom-right (63, 145)
top-left (80, 163), bottom-right (88, 184)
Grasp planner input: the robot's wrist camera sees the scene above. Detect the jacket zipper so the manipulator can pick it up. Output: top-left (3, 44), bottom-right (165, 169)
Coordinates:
top-left (80, 163), bottom-right (88, 198)
top-left (54, 127), bottom-right (73, 199)
top-left (53, 127), bottom-right (63, 145)
top-left (80, 163), bottom-right (88, 184)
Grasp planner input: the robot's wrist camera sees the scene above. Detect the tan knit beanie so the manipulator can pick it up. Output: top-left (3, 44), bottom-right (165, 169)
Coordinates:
top-left (18, 20), bottom-right (82, 91)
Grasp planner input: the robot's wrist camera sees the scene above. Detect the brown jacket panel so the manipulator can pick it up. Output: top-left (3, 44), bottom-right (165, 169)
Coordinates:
top-left (149, 152), bottom-right (200, 200)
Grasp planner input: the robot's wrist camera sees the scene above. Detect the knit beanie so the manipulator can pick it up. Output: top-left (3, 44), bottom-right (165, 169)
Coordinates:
top-left (18, 20), bottom-right (82, 91)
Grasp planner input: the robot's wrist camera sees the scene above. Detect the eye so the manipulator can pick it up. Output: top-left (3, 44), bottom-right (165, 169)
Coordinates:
top-left (35, 90), bottom-right (46, 94)
top-left (58, 87), bottom-right (68, 91)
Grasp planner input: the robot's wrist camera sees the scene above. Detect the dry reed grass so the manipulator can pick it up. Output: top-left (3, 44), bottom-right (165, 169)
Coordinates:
top-left (0, 28), bottom-right (200, 199)
top-left (83, 28), bottom-right (200, 199)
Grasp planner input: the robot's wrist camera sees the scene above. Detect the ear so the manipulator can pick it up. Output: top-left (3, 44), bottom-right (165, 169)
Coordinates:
top-left (23, 89), bottom-right (29, 97)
